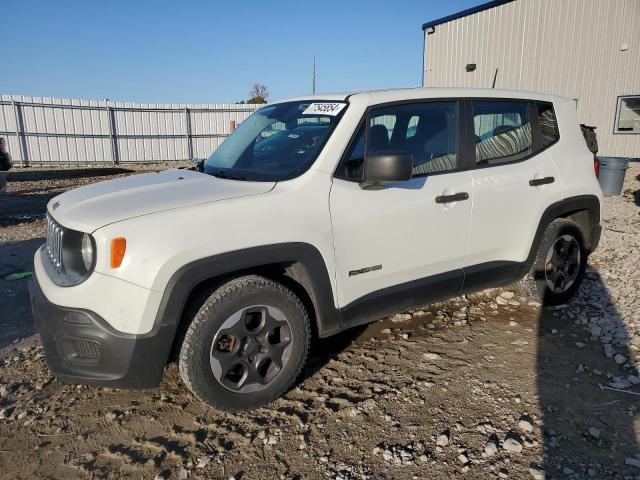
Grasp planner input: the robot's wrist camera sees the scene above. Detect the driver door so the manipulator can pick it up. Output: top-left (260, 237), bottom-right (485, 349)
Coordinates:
top-left (329, 100), bottom-right (473, 325)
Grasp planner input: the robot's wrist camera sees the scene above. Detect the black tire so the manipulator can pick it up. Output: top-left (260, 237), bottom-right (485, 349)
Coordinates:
top-left (519, 218), bottom-right (588, 306)
top-left (0, 151), bottom-right (12, 172)
top-left (178, 275), bottom-right (311, 411)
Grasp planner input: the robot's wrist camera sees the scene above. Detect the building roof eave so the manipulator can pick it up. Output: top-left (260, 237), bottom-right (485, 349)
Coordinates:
top-left (422, 0), bottom-right (517, 31)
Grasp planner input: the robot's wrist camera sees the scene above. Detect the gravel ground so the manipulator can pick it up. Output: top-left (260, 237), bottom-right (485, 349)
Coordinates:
top-left (0, 163), bottom-right (638, 480)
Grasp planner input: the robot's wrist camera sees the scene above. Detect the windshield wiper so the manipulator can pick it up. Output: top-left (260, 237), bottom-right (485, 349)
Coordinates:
top-left (211, 170), bottom-right (247, 181)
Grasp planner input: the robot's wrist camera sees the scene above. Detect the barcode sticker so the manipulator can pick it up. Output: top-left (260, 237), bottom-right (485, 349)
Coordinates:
top-left (302, 102), bottom-right (346, 116)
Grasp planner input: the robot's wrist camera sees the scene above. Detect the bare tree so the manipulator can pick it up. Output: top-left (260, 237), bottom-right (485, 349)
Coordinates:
top-left (247, 83), bottom-right (269, 104)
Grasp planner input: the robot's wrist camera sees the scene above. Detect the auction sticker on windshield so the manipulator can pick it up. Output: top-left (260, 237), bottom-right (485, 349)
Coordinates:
top-left (302, 103), bottom-right (346, 116)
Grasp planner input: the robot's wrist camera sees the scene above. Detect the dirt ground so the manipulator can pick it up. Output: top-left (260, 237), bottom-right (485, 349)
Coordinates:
top-left (0, 164), bottom-right (639, 480)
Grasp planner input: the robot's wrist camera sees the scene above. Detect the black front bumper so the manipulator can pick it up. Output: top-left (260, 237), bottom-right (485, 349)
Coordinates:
top-left (29, 274), bottom-right (174, 389)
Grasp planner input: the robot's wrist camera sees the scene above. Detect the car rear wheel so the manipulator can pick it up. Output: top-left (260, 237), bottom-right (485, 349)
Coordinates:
top-left (178, 275), bottom-right (310, 411)
top-left (519, 218), bottom-right (587, 305)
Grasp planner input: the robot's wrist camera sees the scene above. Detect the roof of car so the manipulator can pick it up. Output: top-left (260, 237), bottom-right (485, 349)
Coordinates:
top-left (277, 87), bottom-right (571, 105)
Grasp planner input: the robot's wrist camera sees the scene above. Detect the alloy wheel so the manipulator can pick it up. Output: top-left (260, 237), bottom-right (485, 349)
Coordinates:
top-left (210, 305), bottom-right (292, 393)
top-left (544, 234), bottom-right (581, 294)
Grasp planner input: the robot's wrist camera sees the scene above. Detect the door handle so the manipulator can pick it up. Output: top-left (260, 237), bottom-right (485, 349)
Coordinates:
top-left (529, 176), bottom-right (555, 186)
top-left (435, 192), bottom-right (469, 204)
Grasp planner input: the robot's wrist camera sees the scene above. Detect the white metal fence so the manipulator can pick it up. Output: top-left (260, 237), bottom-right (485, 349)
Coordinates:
top-left (0, 94), bottom-right (259, 166)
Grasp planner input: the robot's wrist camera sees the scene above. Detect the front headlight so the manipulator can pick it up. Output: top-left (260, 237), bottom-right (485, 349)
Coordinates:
top-left (81, 233), bottom-right (95, 271)
top-left (43, 214), bottom-right (96, 286)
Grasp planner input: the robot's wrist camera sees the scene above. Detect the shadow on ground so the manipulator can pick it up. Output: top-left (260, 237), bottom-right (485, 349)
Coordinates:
top-left (300, 325), bottom-right (368, 383)
top-left (0, 191), bottom-right (54, 227)
top-left (0, 238), bottom-right (43, 348)
top-left (538, 268), bottom-right (639, 477)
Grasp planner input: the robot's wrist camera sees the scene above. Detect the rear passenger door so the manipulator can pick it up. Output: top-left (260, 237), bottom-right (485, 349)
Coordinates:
top-left (464, 99), bottom-right (563, 284)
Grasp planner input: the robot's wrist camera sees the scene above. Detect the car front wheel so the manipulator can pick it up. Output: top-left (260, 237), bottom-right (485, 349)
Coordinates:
top-left (178, 275), bottom-right (311, 411)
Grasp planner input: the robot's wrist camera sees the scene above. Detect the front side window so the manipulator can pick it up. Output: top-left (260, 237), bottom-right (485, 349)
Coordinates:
top-left (473, 100), bottom-right (532, 165)
top-left (204, 101), bottom-right (346, 181)
top-left (615, 96), bottom-right (640, 133)
top-left (336, 101), bottom-right (459, 180)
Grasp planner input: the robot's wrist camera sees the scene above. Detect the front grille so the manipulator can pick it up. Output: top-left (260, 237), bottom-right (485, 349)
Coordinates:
top-left (46, 213), bottom-right (64, 271)
top-left (71, 339), bottom-right (101, 360)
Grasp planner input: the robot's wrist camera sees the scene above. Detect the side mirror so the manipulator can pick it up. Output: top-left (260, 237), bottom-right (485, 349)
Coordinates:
top-left (360, 151), bottom-right (413, 189)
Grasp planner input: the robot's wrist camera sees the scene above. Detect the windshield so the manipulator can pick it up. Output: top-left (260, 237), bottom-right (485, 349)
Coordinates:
top-left (204, 100), bottom-right (347, 181)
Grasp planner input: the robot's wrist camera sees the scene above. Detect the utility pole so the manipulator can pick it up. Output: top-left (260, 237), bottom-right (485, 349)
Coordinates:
top-left (312, 52), bottom-right (316, 95)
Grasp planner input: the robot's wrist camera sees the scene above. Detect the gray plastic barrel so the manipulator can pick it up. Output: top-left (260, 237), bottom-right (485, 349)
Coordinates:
top-left (598, 157), bottom-right (629, 196)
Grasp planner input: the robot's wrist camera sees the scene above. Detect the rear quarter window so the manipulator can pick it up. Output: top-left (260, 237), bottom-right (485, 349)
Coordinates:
top-left (537, 102), bottom-right (560, 148)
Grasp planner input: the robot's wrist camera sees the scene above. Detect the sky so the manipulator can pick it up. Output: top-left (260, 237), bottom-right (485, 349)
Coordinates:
top-left (2, 0), bottom-right (483, 104)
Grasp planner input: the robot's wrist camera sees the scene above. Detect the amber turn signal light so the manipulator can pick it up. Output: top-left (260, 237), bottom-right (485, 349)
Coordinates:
top-left (111, 237), bottom-right (127, 268)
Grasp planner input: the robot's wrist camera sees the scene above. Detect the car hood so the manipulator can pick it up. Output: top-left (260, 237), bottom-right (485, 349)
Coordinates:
top-left (47, 169), bottom-right (276, 233)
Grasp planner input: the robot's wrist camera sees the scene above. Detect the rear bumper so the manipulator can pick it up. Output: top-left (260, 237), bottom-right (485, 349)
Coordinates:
top-left (29, 273), bottom-right (174, 389)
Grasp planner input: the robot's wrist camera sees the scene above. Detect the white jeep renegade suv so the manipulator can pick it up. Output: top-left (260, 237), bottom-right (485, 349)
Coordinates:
top-left (30, 88), bottom-right (602, 410)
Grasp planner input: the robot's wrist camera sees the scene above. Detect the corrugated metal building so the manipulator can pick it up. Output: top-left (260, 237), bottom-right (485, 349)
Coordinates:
top-left (422, 0), bottom-right (640, 158)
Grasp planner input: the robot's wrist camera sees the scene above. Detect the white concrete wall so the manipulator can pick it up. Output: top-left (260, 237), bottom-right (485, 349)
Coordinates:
top-left (423, 0), bottom-right (640, 157)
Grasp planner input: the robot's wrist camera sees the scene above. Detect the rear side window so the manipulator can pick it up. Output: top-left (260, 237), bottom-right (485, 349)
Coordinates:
top-left (472, 100), bottom-right (532, 165)
top-left (537, 102), bottom-right (560, 147)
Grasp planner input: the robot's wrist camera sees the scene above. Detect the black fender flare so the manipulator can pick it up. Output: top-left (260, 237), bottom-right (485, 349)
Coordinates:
top-left (516, 194), bottom-right (601, 279)
top-left (529, 194), bottom-right (600, 257)
top-left (153, 242), bottom-right (341, 346)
